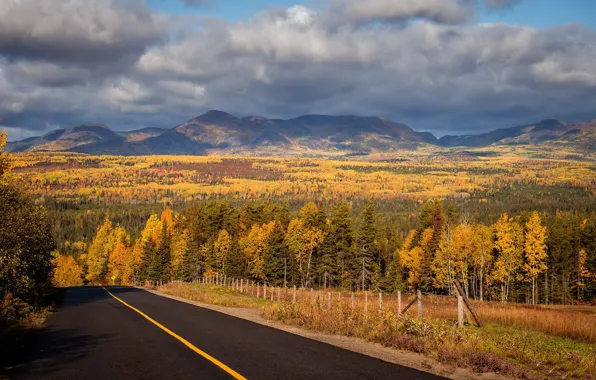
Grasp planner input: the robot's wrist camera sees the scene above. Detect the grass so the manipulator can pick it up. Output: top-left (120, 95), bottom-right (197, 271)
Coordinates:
top-left (156, 283), bottom-right (596, 379)
top-left (384, 294), bottom-right (596, 343)
top-left (157, 282), bottom-right (271, 309)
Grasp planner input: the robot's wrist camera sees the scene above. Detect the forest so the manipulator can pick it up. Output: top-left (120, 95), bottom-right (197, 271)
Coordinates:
top-left (53, 198), bottom-right (596, 304)
top-left (3, 144), bottom-right (596, 310)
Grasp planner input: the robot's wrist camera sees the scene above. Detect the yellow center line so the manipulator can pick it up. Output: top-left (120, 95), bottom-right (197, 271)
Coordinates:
top-left (102, 286), bottom-right (247, 380)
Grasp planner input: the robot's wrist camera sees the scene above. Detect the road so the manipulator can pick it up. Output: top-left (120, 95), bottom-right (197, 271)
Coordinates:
top-left (10, 287), bottom-right (443, 379)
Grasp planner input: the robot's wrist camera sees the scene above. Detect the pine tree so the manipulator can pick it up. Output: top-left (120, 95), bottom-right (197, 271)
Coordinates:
top-left (225, 238), bottom-right (248, 279)
top-left (353, 201), bottom-right (378, 290)
top-left (263, 221), bottom-right (289, 285)
top-left (149, 222), bottom-right (171, 283)
top-left (416, 200), bottom-right (445, 291)
top-left (326, 201), bottom-right (354, 288)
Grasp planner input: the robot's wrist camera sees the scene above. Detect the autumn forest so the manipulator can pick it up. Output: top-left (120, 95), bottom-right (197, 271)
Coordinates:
top-left (6, 146), bottom-right (593, 304)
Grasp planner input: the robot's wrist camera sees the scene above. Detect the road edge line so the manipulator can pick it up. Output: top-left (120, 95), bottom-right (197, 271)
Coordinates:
top-left (102, 286), bottom-right (247, 380)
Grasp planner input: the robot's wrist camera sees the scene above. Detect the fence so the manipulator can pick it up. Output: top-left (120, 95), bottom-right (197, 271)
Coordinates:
top-left (160, 274), bottom-right (483, 328)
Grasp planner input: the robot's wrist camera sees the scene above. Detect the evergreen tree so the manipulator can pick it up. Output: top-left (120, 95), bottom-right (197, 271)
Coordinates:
top-left (225, 239), bottom-right (247, 278)
top-left (325, 201), bottom-right (355, 287)
top-left (353, 201), bottom-right (378, 290)
top-left (416, 200), bottom-right (445, 291)
top-left (149, 222), bottom-right (171, 282)
top-left (263, 221), bottom-right (289, 285)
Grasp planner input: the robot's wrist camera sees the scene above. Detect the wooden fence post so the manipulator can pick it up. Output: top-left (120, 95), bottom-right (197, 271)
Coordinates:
top-left (327, 292), bottom-right (331, 311)
top-left (379, 292), bottom-right (383, 312)
top-left (417, 290), bottom-right (422, 318)
top-left (293, 285), bottom-right (296, 303)
top-left (257, 283), bottom-right (260, 298)
top-left (457, 295), bottom-right (464, 327)
top-left (397, 291), bottom-right (402, 314)
top-left (277, 286), bottom-right (280, 302)
top-left (337, 292), bottom-right (341, 314)
top-left (264, 284), bottom-right (267, 300)
top-left (454, 280), bottom-right (483, 327)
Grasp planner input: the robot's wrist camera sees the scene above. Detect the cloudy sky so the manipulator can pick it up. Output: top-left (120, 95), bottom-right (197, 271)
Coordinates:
top-left (1, 0), bottom-right (595, 140)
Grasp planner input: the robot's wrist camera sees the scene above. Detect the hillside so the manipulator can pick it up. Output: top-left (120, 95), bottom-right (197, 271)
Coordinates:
top-left (6, 112), bottom-right (595, 155)
top-left (438, 119), bottom-right (596, 149)
top-left (6, 111), bottom-right (436, 156)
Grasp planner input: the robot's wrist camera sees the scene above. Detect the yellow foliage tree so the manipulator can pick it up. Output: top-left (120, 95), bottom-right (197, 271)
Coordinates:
top-left (213, 229), bottom-right (232, 273)
top-left (86, 218), bottom-right (116, 284)
top-left (398, 230), bottom-right (423, 290)
top-left (240, 222), bottom-right (276, 281)
top-left (492, 213), bottom-right (523, 302)
top-left (432, 225), bottom-right (455, 294)
top-left (470, 224), bottom-right (493, 301)
top-left (108, 226), bottom-right (132, 285)
top-left (285, 218), bottom-right (325, 288)
top-left (170, 227), bottom-right (189, 280)
top-left (523, 211), bottom-right (548, 304)
top-left (53, 254), bottom-right (83, 287)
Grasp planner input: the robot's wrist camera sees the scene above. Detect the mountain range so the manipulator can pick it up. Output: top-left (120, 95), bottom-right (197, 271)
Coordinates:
top-left (5, 111), bottom-right (596, 156)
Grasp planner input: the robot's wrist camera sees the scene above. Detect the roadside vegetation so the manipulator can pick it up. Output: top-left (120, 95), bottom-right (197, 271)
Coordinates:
top-left (0, 131), bottom-right (56, 373)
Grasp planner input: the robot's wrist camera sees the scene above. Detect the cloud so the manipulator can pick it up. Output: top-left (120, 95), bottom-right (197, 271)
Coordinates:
top-left (1, 0), bottom-right (596, 140)
top-left (0, 0), bottom-right (164, 66)
top-left (328, 0), bottom-right (474, 25)
top-left (485, 0), bottom-right (522, 9)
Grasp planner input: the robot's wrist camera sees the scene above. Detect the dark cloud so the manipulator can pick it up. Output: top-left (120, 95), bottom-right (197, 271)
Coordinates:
top-left (485, 0), bottom-right (522, 9)
top-left (1, 0), bottom-right (595, 141)
top-left (328, 0), bottom-right (473, 25)
top-left (0, 0), bottom-right (164, 66)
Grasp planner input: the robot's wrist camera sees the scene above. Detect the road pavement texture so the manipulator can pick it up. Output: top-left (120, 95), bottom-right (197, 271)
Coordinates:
top-left (10, 287), bottom-right (444, 379)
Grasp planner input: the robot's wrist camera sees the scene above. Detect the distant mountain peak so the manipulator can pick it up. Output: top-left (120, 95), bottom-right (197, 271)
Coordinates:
top-left (196, 110), bottom-right (237, 119)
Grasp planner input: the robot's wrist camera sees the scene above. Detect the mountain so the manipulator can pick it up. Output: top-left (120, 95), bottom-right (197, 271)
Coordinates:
top-left (438, 119), bottom-right (596, 149)
top-left (5, 111), bottom-right (436, 155)
top-left (6, 124), bottom-right (122, 153)
top-left (5, 112), bottom-right (595, 156)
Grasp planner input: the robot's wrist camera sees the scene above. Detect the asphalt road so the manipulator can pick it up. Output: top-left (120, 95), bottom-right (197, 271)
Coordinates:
top-left (10, 287), bottom-right (443, 379)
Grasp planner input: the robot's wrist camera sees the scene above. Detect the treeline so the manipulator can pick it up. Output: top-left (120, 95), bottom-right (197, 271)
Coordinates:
top-left (55, 198), bottom-right (596, 303)
top-left (0, 132), bottom-right (55, 329)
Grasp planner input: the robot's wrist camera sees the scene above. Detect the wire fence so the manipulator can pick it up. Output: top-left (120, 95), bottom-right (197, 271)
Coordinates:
top-left (150, 273), bottom-right (481, 327)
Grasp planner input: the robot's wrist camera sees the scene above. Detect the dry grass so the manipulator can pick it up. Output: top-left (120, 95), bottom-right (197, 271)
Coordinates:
top-left (374, 293), bottom-right (596, 344)
top-left (157, 282), bottom-right (270, 309)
